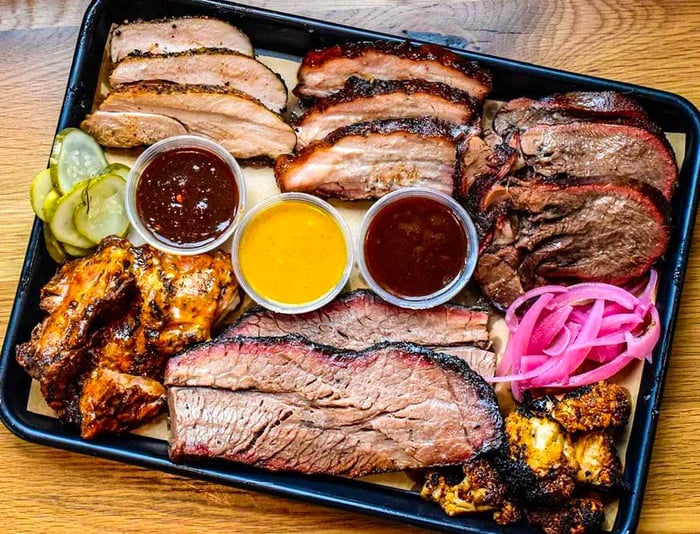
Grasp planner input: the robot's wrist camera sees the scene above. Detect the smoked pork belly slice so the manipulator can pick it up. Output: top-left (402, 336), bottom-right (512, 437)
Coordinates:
top-left (81, 111), bottom-right (187, 148)
top-left (294, 77), bottom-right (479, 148)
top-left (165, 335), bottom-right (504, 476)
top-left (225, 289), bottom-right (491, 349)
top-left (294, 40), bottom-right (492, 101)
top-left (110, 49), bottom-right (288, 113)
top-left (275, 118), bottom-right (457, 200)
top-left (475, 178), bottom-right (670, 308)
top-left (98, 82), bottom-right (296, 159)
top-left (517, 122), bottom-right (678, 199)
top-left (492, 91), bottom-right (658, 136)
top-left (110, 17), bottom-right (253, 62)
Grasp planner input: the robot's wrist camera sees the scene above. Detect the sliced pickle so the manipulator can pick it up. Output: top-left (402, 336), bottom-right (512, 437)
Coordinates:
top-left (63, 243), bottom-right (94, 257)
top-left (49, 181), bottom-right (97, 249)
top-left (50, 128), bottom-right (108, 194)
top-left (30, 169), bottom-right (55, 221)
top-left (73, 174), bottom-right (129, 243)
top-left (100, 162), bottom-right (130, 180)
top-left (42, 189), bottom-right (61, 222)
top-left (43, 223), bottom-right (67, 263)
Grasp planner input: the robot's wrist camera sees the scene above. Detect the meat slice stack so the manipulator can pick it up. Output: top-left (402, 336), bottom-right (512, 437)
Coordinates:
top-left (461, 91), bottom-right (677, 308)
top-left (81, 17), bottom-right (295, 159)
top-left (224, 289), bottom-right (496, 377)
top-left (276, 40), bottom-right (492, 199)
top-left (165, 335), bottom-right (504, 476)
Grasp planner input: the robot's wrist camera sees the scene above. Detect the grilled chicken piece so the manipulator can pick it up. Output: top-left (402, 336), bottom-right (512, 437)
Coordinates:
top-left (98, 82), bottom-right (296, 158)
top-left (15, 237), bottom-right (239, 438)
top-left (294, 77), bottom-right (478, 148)
top-left (16, 239), bottom-right (133, 408)
top-left (110, 17), bottom-right (253, 62)
top-left (110, 49), bottom-right (288, 112)
top-left (529, 382), bottom-right (631, 433)
top-left (421, 458), bottom-right (520, 520)
top-left (275, 117), bottom-right (457, 200)
top-left (79, 366), bottom-right (165, 439)
top-left (295, 40), bottom-right (492, 101)
top-left (81, 111), bottom-right (187, 148)
top-left (526, 494), bottom-right (605, 534)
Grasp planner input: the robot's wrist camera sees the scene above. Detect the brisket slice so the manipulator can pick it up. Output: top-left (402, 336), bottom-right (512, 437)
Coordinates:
top-left (225, 289), bottom-right (489, 348)
top-left (274, 117), bottom-right (457, 200)
top-left (165, 335), bottom-right (504, 476)
top-left (294, 40), bottom-right (492, 101)
top-left (492, 91), bottom-right (658, 136)
top-left (294, 77), bottom-right (479, 148)
top-left (517, 122), bottom-right (678, 199)
top-left (429, 346), bottom-right (496, 378)
top-left (97, 82), bottom-right (296, 159)
top-left (110, 17), bottom-right (253, 62)
top-left (475, 178), bottom-right (670, 308)
top-left (110, 49), bottom-right (288, 113)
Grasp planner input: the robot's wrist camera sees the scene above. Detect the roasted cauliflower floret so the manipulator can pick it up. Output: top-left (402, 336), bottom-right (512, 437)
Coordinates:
top-left (497, 408), bottom-right (577, 504)
top-left (571, 431), bottom-right (625, 491)
top-left (421, 458), bottom-right (507, 515)
top-left (526, 493), bottom-right (605, 534)
top-left (548, 382), bottom-right (631, 433)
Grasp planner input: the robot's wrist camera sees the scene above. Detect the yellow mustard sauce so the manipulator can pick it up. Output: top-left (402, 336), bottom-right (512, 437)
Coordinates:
top-left (238, 200), bottom-right (347, 304)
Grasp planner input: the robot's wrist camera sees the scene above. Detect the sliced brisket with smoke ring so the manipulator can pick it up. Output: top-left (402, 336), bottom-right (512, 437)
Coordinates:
top-left (225, 289), bottom-right (490, 349)
top-left (475, 177), bottom-right (670, 308)
top-left (166, 335), bottom-right (504, 476)
top-left (492, 91), bottom-right (659, 136)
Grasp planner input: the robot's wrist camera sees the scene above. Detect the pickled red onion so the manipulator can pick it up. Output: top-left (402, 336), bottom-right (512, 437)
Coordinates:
top-left (488, 271), bottom-right (660, 400)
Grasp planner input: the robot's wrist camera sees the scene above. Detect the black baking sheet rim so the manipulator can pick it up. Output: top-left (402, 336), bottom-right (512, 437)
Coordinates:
top-left (1, 0), bottom-right (699, 533)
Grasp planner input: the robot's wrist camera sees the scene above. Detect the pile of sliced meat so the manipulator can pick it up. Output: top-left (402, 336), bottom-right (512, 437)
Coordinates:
top-left (461, 91), bottom-right (677, 308)
top-left (275, 40), bottom-right (492, 199)
top-left (81, 17), bottom-right (296, 159)
top-left (165, 290), bottom-right (504, 475)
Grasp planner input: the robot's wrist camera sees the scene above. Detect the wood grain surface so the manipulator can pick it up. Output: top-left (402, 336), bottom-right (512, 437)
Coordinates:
top-left (1, 1), bottom-right (699, 532)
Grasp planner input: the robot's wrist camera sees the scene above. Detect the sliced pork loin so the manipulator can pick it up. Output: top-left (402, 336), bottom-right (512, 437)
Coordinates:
top-left (493, 91), bottom-right (658, 136)
top-left (275, 118), bottom-right (457, 200)
top-left (97, 82), bottom-right (296, 159)
top-left (166, 335), bottom-right (504, 476)
top-left (81, 111), bottom-right (187, 148)
top-left (110, 17), bottom-right (253, 63)
top-left (294, 77), bottom-right (479, 148)
top-left (517, 122), bottom-right (678, 199)
top-left (475, 178), bottom-right (670, 308)
top-left (295, 40), bottom-right (492, 101)
top-left (110, 49), bottom-right (288, 113)
top-left (225, 289), bottom-right (490, 348)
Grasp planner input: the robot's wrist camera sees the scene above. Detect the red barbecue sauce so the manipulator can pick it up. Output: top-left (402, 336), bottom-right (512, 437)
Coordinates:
top-left (136, 148), bottom-right (239, 248)
top-left (364, 195), bottom-right (468, 298)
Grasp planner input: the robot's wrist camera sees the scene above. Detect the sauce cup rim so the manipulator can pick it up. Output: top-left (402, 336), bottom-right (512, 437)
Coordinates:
top-left (357, 187), bottom-right (479, 309)
top-left (125, 135), bottom-right (247, 256)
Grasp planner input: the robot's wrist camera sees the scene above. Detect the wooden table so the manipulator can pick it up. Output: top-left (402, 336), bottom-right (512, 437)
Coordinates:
top-left (1, 1), bottom-right (699, 532)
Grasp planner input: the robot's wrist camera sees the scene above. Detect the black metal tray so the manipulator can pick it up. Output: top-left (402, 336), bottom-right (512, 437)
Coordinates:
top-left (2, 0), bottom-right (699, 532)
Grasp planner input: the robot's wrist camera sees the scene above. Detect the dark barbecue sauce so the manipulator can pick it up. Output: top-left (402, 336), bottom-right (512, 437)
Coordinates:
top-left (364, 196), bottom-right (468, 298)
top-left (136, 147), bottom-right (239, 248)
